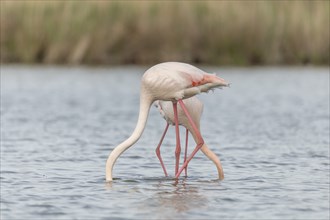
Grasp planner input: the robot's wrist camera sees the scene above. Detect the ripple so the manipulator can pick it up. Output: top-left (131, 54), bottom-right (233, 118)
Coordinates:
top-left (2, 66), bottom-right (329, 220)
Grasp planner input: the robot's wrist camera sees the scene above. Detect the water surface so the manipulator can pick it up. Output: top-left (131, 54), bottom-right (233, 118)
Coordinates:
top-left (1, 66), bottom-right (329, 219)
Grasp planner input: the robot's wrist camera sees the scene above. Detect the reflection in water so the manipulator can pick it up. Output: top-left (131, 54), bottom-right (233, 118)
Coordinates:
top-left (154, 178), bottom-right (208, 214)
top-left (104, 177), bottom-right (209, 217)
top-left (104, 181), bottom-right (113, 190)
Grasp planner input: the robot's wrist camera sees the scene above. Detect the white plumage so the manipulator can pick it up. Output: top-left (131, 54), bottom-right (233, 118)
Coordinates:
top-left (106, 62), bottom-right (229, 181)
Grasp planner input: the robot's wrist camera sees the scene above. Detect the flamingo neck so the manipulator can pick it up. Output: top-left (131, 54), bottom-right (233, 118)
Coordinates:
top-left (200, 143), bottom-right (224, 179)
top-left (189, 127), bottom-right (224, 180)
top-left (106, 90), bottom-right (153, 181)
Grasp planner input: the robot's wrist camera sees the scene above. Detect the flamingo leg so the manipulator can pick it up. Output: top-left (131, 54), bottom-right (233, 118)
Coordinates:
top-left (176, 99), bottom-right (204, 178)
top-left (155, 123), bottom-right (170, 177)
top-left (172, 102), bottom-right (181, 176)
top-left (184, 128), bottom-right (189, 177)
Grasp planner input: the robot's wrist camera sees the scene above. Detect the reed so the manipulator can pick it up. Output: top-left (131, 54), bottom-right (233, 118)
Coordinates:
top-left (1, 1), bottom-right (329, 65)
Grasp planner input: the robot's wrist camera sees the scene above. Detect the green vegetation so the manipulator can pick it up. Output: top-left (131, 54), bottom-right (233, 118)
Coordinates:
top-left (1, 1), bottom-right (329, 65)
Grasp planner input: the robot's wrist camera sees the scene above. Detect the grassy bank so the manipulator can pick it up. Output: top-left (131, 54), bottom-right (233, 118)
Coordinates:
top-left (1, 1), bottom-right (329, 65)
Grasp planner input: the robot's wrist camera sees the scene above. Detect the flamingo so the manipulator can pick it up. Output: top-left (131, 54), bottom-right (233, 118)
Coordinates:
top-left (154, 97), bottom-right (225, 180)
top-left (106, 62), bottom-right (229, 181)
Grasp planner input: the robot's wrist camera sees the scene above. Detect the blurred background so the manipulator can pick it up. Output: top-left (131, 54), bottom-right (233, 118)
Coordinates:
top-left (1, 0), bottom-right (329, 66)
top-left (1, 1), bottom-right (330, 220)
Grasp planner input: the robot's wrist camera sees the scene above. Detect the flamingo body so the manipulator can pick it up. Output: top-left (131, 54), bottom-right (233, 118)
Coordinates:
top-left (106, 62), bottom-right (229, 181)
top-left (142, 62), bottom-right (228, 101)
top-left (155, 97), bottom-right (202, 129)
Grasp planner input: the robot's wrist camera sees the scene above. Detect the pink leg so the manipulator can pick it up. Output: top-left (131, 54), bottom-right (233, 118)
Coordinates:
top-left (176, 99), bottom-right (204, 178)
top-left (155, 123), bottom-right (170, 177)
top-left (173, 102), bottom-right (181, 176)
top-left (184, 128), bottom-right (189, 177)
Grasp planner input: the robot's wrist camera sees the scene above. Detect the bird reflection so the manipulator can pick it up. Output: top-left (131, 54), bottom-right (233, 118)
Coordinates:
top-left (153, 178), bottom-right (208, 214)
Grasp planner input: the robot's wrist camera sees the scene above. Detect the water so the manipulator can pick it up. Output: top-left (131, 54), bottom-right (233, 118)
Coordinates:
top-left (1, 65), bottom-right (329, 220)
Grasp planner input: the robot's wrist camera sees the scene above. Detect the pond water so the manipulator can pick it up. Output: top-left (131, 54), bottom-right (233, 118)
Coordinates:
top-left (1, 65), bottom-right (329, 220)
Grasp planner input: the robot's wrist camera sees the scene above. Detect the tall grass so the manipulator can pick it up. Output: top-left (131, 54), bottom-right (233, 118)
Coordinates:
top-left (1, 1), bottom-right (329, 65)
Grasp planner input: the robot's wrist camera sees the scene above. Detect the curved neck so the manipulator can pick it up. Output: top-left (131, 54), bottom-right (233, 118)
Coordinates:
top-left (106, 90), bottom-right (153, 181)
top-left (199, 143), bottom-right (224, 180)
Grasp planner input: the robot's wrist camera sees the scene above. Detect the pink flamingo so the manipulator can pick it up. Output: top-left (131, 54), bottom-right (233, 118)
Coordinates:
top-left (106, 62), bottom-right (229, 181)
top-left (154, 97), bottom-right (225, 180)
